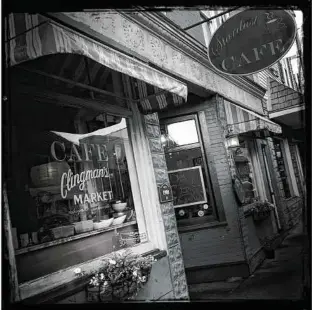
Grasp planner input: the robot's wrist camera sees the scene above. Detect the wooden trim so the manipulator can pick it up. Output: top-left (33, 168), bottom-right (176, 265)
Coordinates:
top-left (14, 84), bottom-right (132, 117)
top-left (127, 102), bottom-right (167, 251)
top-left (3, 183), bottom-right (21, 302)
top-left (198, 110), bottom-right (226, 222)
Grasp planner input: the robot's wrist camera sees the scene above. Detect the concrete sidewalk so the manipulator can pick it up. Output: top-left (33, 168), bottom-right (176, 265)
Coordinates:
top-left (189, 222), bottom-right (305, 300)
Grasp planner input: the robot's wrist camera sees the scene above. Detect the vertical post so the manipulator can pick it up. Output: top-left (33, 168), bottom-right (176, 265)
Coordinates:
top-left (3, 183), bottom-right (21, 302)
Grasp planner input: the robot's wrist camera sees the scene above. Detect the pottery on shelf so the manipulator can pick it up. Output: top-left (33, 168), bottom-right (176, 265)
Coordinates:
top-left (74, 220), bottom-right (94, 234)
top-left (112, 215), bottom-right (127, 226)
top-left (51, 225), bottom-right (75, 239)
top-left (111, 201), bottom-right (127, 213)
top-left (93, 218), bottom-right (114, 230)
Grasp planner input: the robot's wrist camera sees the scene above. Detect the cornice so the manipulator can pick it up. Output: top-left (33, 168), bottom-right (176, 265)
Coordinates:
top-left (120, 10), bottom-right (267, 100)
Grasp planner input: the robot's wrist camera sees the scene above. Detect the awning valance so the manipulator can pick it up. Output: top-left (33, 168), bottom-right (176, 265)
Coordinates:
top-left (224, 100), bottom-right (282, 135)
top-left (5, 13), bottom-right (187, 113)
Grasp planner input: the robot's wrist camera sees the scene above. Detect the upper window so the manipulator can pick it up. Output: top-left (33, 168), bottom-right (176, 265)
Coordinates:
top-left (160, 115), bottom-right (217, 228)
top-left (6, 97), bottom-right (147, 283)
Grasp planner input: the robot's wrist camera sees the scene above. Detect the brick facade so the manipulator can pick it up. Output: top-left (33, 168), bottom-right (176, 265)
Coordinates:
top-left (143, 113), bottom-right (189, 300)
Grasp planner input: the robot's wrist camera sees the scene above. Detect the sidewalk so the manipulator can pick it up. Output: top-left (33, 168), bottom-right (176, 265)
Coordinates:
top-left (189, 222), bottom-right (305, 300)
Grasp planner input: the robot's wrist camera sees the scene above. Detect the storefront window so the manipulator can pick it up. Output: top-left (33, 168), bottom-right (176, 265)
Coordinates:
top-left (160, 115), bottom-right (215, 228)
top-left (6, 98), bottom-right (143, 283)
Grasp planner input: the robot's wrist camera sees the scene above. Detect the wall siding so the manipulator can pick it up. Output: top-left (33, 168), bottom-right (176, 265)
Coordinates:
top-left (269, 78), bottom-right (304, 112)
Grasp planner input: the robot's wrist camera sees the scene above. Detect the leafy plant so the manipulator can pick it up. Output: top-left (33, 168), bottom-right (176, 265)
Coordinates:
top-left (248, 201), bottom-right (275, 215)
top-left (87, 249), bottom-right (156, 301)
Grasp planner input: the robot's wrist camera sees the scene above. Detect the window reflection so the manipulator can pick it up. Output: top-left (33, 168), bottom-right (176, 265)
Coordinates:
top-left (165, 120), bottom-right (199, 149)
top-left (8, 110), bottom-right (139, 250)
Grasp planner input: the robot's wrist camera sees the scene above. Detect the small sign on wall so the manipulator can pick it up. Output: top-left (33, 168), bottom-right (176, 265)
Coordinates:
top-left (158, 183), bottom-right (173, 203)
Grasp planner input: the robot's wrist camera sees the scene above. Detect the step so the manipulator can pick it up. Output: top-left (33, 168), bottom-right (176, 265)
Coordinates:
top-left (188, 280), bottom-right (241, 294)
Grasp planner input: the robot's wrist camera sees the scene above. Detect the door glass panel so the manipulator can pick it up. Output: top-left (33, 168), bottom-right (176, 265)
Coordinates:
top-left (166, 120), bottom-right (199, 148)
top-left (161, 117), bottom-right (215, 227)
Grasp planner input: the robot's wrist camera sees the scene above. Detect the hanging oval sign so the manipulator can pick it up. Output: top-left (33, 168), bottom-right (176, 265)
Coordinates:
top-left (208, 10), bottom-right (296, 75)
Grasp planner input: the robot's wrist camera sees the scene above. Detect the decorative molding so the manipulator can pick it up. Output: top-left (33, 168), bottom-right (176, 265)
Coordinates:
top-left (123, 11), bottom-right (267, 101)
top-left (60, 12), bottom-right (266, 114)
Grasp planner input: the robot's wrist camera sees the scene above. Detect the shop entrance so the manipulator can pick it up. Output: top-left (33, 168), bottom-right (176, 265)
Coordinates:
top-left (160, 114), bottom-right (217, 230)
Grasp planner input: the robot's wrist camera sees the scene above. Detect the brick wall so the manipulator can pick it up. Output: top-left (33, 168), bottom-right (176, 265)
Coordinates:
top-left (269, 77), bottom-right (304, 112)
top-left (143, 112), bottom-right (189, 300)
top-left (179, 96), bottom-right (246, 270)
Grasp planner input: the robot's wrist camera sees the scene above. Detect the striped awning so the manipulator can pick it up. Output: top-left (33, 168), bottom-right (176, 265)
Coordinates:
top-left (5, 13), bottom-right (187, 113)
top-left (224, 101), bottom-right (282, 135)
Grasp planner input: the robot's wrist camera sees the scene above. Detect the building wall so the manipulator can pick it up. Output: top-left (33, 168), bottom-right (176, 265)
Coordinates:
top-left (179, 96), bottom-right (246, 270)
top-left (60, 12), bottom-right (266, 115)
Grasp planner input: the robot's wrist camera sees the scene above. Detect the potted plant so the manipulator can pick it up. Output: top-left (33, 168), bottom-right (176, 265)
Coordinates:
top-left (249, 201), bottom-right (274, 222)
top-left (261, 236), bottom-right (276, 259)
top-left (86, 249), bottom-right (156, 302)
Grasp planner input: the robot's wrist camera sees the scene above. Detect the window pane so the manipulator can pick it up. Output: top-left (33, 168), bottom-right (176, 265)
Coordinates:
top-left (166, 120), bottom-right (199, 147)
top-left (7, 100), bottom-right (142, 282)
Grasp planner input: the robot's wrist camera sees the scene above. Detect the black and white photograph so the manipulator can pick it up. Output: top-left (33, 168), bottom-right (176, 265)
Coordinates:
top-left (2, 5), bottom-right (310, 307)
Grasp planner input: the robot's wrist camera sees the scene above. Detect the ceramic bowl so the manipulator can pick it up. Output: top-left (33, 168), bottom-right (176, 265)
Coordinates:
top-left (93, 218), bottom-right (113, 230)
top-left (112, 215), bottom-right (126, 226)
top-left (111, 202), bottom-right (127, 213)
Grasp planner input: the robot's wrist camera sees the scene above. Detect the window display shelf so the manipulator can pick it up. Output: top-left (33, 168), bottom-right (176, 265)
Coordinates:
top-left (15, 220), bottom-right (137, 256)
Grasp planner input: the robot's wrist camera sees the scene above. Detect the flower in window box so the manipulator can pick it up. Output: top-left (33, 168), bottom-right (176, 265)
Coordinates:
top-left (87, 249), bottom-right (155, 301)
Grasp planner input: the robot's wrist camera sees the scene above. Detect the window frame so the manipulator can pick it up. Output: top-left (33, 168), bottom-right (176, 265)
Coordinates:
top-left (6, 91), bottom-right (165, 301)
top-left (160, 114), bottom-right (219, 226)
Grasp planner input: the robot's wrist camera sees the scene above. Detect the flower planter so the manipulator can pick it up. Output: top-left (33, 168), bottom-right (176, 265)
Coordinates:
top-left (86, 250), bottom-right (155, 302)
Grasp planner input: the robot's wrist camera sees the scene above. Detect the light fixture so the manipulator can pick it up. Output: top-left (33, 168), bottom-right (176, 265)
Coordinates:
top-left (226, 133), bottom-right (239, 149)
